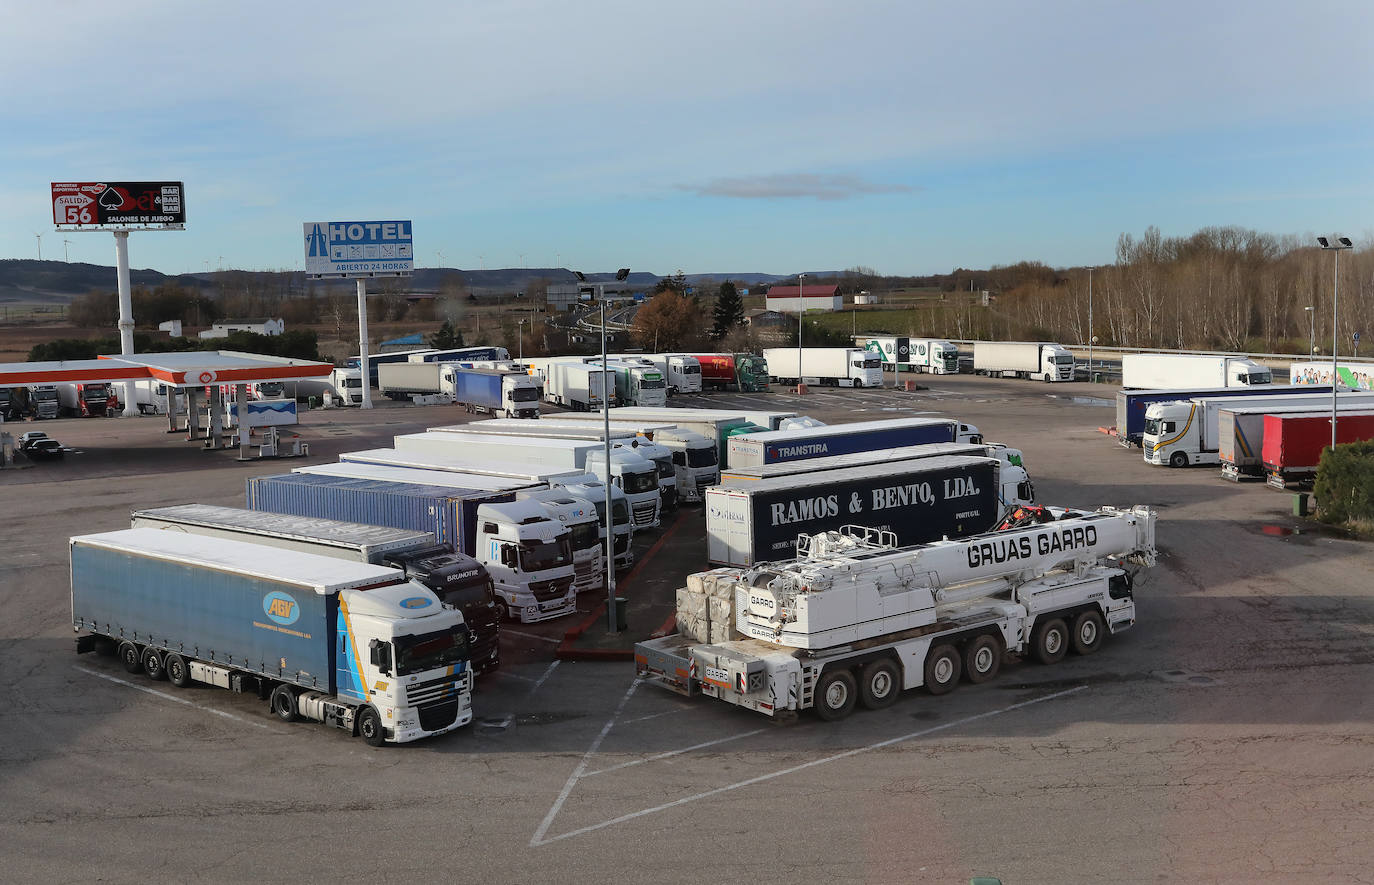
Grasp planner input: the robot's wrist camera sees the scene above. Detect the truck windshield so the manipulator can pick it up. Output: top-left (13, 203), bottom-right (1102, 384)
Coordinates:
top-left (85, 384), bottom-right (108, 397)
top-left (341, 377), bottom-right (362, 389)
top-left (519, 537), bottom-right (573, 572)
top-left (34, 389), bottom-right (56, 401)
top-left (862, 358), bottom-right (881, 369)
top-left (1054, 355), bottom-right (1075, 365)
top-left (654, 458), bottom-right (674, 479)
top-left (258, 382), bottom-right (284, 397)
top-left (569, 522), bottom-right (600, 551)
top-left (439, 576), bottom-right (493, 610)
top-left (394, 626), bottom-right (468, 676)
top-left (510, 386), bottom-right (540, 402)
top-left (623, 470), bottom-right (658, 495)
top-left (1241, 371), bottom-right (1273, 385)
top-left (683, 365), bottom-right (700, 374)
top-left (613, 499), bottom-right (630, 524)
top-left (687, 446), bottom-right (718, 468)
top-left (1143, 418), bottom-right (1161, 436)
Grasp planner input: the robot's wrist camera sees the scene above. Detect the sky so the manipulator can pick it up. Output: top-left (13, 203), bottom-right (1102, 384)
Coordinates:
top-left (2, 0), bottom-right (1372, 278)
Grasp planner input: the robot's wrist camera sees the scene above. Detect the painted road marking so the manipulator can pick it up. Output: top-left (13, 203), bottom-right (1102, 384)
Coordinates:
top-left (581, 727), bottom-right (768, 778)
top-left (504, 629), bottom-right (560, 644)
top-left (531, 684), bottom-right (1088, 846)
top-left (75, 666), bottom-right (273, 729)
top-left (530, 660), bottom-right (560, 693)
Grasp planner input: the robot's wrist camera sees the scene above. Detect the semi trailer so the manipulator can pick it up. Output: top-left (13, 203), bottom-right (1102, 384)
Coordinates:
top-left (865, 337), bottom-right (960, 374)
top-left (1262, 412), bottom-right (1374, 488)
top-left (762, 347), bottom-right (883, 388)
top-left (725, 417), bottom-right (978, 468)
top-left (973, 341), bottom-right (1074, 382)
top-left (691, 353), bottom-right (769, 392)
top-left (450, 366), bottom-right (542, 418)
top-left (71, 528), bottom-right (473, 746)
top-left (1219, 403), bottom-right (1374, 480)
top-left (1122, 353), bottom-right (1273, 389)
top-left (1114, 385), bottom-right (1340, 447)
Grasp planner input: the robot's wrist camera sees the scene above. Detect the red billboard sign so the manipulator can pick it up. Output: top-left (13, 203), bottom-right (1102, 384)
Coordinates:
top-left (51, 181), bottom-right (186, 230)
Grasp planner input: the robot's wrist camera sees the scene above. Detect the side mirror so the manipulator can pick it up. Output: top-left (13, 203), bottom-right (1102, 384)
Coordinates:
top-left (500, 546), bottom-right (516, 568)
top-left (368, 639), bottom-right (392, 675)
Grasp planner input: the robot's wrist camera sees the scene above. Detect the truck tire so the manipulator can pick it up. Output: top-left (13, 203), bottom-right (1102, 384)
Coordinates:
top-left (1032, 618), bottom-right (1068, 665)
top-left (164, 653), bottom-right (192, 688)
top-left (814, 669), bottom-right (858, 721)
top-left (859, 659), bottom-right (900, 710)
top-left (494, 599), bottom-right (511, 622)
top-left (357, 705), bottom-right (386, 746)
top-left (923, 644), bottom-right (961, 695)
top-left (140, 647), bottom-right (166, 681)
top-left (963, 634), bottom-right (1002, 684)
top-left (1169, 451), bottom-right (1188, 468)
top-left (118, 640), bottom-right (143, 674)
top-left (1072, 610), bottom-right (1106, 655)
top-left (270, 685), bottom-right (299, 722)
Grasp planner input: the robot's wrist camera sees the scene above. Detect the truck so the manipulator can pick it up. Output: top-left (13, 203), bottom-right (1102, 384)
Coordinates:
top-left (1122, 353), bottom-right (1273, 389)
top-left (1262, 412), bottom-right (1374, 488)
top-left (294, 367), bottom-right (365, 406)
top-left (973, 341), bottom-right (1074, 382)
top-left (0, 387), bottom-right (23, 421)
top-left (1113, 384), bottom-right (1341, 448)
top-left (705, 455), bottom-right (1007, 567)
top-left (556, 477), bottom-right (635, 569)
top-left (71, 528), bottom-right (473, 746)
top-left (573, 407), bottom-right (776, 465)
top-left (377, 362), bottom-right (453, 400)
top-left (726, 417), bottom-right (978, 468)
top-left (589, 358), bottom-right (667, 407)
top-left (408, 346), bottom-right (510, 364)
top-left (638, 353), bottom-right (703, 394)
top-left (451, 366), bottom-right (542, 418)
top-left (392, 432), bottom-right (661, 530)
top-left (1141, 390), bottom-right (1374, 467)
top-left (27, 385), bottom-right (60, 419)
top-left (691, 353), bottom-right (770, 392)
top-left (1219, 402), bottom-right (1374, 481)
top-left (128, 504), bottom-right (503, 674)
top-left (1287, 361), bottom-right (1374, 391)
top-left (635, 505), bottom-right (1156, 721)
top-left (865, 337), bottom-right (960, 374)
top-left (514, 487), bottom-right (604, 592)
top-left (720, 441), bottom-right (1035, 508)
top-left (762, 347), bottom-right (883, 388)
top-left (537, 360), bottom-right (616, 411)
top-left (247, 472), bottom-right (578, 623)
top-left (57, 381), bottom-right (118, 417)
top-left (347, 348), bottom-right (435, 386)
top-left (429, 420), bottom-right (679, 512)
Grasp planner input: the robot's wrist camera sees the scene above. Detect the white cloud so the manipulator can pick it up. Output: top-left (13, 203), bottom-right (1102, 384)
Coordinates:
top-left (682, 173), bottom-right (916, 201)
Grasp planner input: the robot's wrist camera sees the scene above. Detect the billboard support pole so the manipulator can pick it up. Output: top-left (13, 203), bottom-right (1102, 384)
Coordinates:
top-left (357, 279), bottom-right (373, 409)
top-left (113, 231), bottom-right (138, 416)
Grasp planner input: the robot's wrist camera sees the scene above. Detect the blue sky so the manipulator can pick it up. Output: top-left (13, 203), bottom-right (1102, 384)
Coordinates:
top-left (3, 0), bottom-right (1371, 278)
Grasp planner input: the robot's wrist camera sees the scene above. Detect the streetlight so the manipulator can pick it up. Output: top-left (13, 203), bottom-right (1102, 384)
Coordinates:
top-left (517, 318), bottom-right (527, 362)
top-left (1318, 236), bottom-right (1353, 452)
top-left (1087, 266), bottom-right (1095, 380)
top-left (1305, 305), bottom-right (1315, 358)
top-left (796, 273), bottom-right (806, 391)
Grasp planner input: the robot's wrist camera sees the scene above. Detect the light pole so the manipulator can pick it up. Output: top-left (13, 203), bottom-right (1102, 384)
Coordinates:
top-left (517, 318), bottom-right (526, 362)
top-left (1318, 236), bottom-right (1353, 452)
top-left (599, 296), bottom-right (618, 632)
top-left (1087, 266), bottom-right (1095, 380)
top-left (796, 273), bottom-right (806, 389)
top-left (1305, 305), bottom-right (1315, 358)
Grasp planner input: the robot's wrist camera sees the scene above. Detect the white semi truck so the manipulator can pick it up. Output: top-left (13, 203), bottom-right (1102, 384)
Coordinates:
top-left (1122, 353), bottom-right (1273, 389)
top-left (1141, 391), bottom-right (1374, 467)
top-left (973, 341), bottom-right (1074, 382)
top-left (762, 347), bottom-right (884, 388)
top-left (513, 487), bottom-right (604, 593)
top-left (865, 337), bottom-right (960, 374)
top-left (390, 432), bottom-right (662, 529)
top-left (588, 358), bottom-right (668, 407)
top-left (638, 353), bottom-right (703, 394)
top-left (636, 505), bottom-right (1156, 721)
top-left (528, 359), bottom-right (616, 411)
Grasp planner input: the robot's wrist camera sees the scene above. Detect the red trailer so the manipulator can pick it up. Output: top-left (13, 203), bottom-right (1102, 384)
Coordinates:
top-left (1262, 412), bottom-right (1374, 488)
top-left (690, 353), bottom-right (769, 392)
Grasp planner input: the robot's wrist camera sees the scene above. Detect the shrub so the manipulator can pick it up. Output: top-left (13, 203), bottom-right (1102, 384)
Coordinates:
top-left (1313, 440), bottom-right (1374, 526)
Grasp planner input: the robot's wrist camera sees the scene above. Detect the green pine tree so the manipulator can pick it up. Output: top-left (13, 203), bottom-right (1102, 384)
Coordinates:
top-left (711, 281), bottom-right (744, 340)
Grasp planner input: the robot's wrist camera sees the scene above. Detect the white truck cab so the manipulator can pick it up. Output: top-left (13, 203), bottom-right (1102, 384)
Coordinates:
top-left (332, 367), bottom-right (364, 406)
top-left (642, 353), bottom-right (703, 394)
top-left (474, 500), bottom-right (576, 622)
top-left (558, 477), bottom-right (635, 569)
top-left (516, 488), bottom-right (604, 593)
top-left (585, 448), bottom-right (661, 530)
top-left (651, 428), bottom-right (719, 503)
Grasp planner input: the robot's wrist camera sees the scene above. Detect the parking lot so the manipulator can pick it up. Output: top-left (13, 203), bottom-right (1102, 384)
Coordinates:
top-left (3, 375), bottom-right (1372, 883)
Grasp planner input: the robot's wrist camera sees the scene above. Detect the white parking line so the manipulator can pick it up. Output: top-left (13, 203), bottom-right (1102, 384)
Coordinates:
top-left (75, 666), bottom-right (273, 729)
top-left (504, 629), bottom-right (560, 644)
top-left (580, 728), bottom-right (767, 777)
top-left (532, 684), bottom-right (1087, 846)
top-left (530, 660), bottom-right (560, 693)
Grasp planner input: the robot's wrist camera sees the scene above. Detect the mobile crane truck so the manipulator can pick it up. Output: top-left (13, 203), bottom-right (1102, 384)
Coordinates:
top-left (636, 505), bottom-right (1155, 721)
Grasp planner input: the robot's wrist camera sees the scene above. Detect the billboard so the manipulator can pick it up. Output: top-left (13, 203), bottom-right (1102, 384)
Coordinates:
top-left (303, 220), bottom-right (413, 279)
top-left (51, 182), bottom-right (186, 230)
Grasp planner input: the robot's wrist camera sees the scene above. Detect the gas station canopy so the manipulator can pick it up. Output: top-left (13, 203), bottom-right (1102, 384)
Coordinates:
top-left (0, 351), bottom-right (333, 388)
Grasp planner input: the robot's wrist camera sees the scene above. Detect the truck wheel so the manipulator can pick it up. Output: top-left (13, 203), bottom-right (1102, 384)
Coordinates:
top-left (1032, 618), bottom-right (1068, 665)
top-left (963, 634), bottom-right (1002, 684)
top-left (164, 653), bottom-right (192, 688)
top-left (852, 380), bottom-right (863, 389)
top-left (923, 644), bottom-right (961, 695)
top-left (140, 647), bottom-right (166, 681)
top-left (1072, 610), bottom-right (1106, 655)
top-left (118, 641), bottom-right (142, 674)
top-left (270, 685), bottom-right (299, 722)
top-left (814, 669), bottom-right (858, 721)
top-left (357, 706), bottom-right (386, 746)
top-left (1169, 451), bottom-right (1188, 468)
top-left (494, 599), bottom-right (511, 622)
top-left (859, 659), bottom-right (900, 710)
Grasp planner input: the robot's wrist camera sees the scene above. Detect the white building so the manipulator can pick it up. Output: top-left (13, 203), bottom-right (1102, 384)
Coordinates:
top-left (199, 318), bottom-right (285, 339)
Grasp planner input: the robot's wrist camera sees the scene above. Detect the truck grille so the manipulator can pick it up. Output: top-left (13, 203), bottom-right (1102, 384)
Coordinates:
top-left (632, 502), bottom-right (656, 527)
top-left (405, 674), bottom-right (463, 706)
top-left (418, 699), bottom-right (460, 731)
top-left (575, 560), bottom-right (597, 581)
top-left (529, 577), bottom-right (573, 603)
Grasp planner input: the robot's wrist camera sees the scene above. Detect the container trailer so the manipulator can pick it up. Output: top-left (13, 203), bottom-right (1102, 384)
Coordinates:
top-left (1262, 412), bottom-right (1374, 488)
top-left (71, 528), bottom-right (472, 746)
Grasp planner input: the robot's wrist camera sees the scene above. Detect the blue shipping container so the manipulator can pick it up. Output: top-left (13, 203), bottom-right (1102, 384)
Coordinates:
top-left (247, 473), bottom-right (515, 556)
top-left (727, 418), bottom-right (957, 467)
top-left (1114, 385), bottom-right (1338, 446)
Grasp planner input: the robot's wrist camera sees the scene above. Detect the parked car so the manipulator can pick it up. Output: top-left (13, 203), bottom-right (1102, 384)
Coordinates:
top-left (18, 431), bottom-right (48, 451)
top-left (24, 438), bottom-right (64, 460)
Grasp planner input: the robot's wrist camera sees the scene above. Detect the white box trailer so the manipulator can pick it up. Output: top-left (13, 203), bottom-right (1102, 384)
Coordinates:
top-left (973, 341), bottom-right (1074, 382)
top-left (536, 360), bottom-right (615, 411)
top-left (762, 347), bottom-right (883, 388)
top-left (599, 406), bottom-right (797, 431)
top-left (1122, 353), bottom-right (1273, 389)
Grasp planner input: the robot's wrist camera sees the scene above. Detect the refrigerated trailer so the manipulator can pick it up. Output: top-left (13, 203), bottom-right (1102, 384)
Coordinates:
top-left (1122, 353), bottom-right (1273, 389)
top-left (71, 528), bottom-right (473, 746)
top-left (763, 347), bottom-right (883, 388)
top-left (864, 337), bottom-right (960, 374)
top-left (973, 342), bottom-right (1074, 382)
top-left (726, 417), bottom-right (975, 467)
